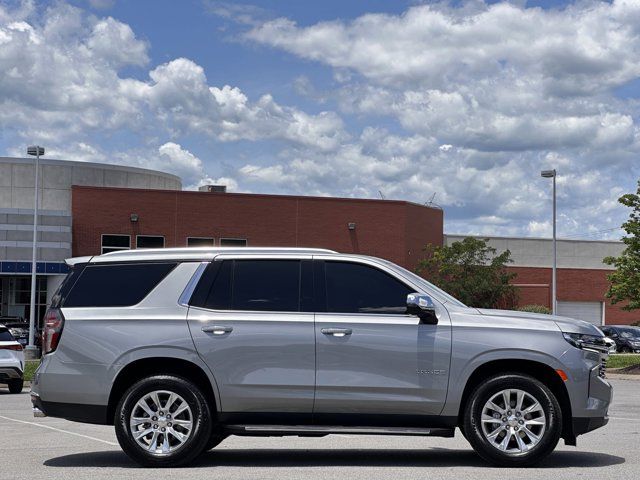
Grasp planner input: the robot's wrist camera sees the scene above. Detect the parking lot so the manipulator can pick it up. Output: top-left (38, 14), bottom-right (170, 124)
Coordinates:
top-left (0, 378), bottom-right (638, 480)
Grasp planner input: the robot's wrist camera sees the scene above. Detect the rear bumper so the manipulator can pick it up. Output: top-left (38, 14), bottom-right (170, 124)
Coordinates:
top-left (0, 366), bottom-right (23, 382)
top-left (30, 392), bottom-right (109, 424)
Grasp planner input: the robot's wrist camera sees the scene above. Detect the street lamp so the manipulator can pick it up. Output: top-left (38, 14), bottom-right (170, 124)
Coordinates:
top-left (541, 169), bottom-right (557, 315)
top-left (26, 145), bottom-right (44, 359)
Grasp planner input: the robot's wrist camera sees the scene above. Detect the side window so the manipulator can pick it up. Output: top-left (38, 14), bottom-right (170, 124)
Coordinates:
top-left (324, 261), bottom-right (413, 314)
top-left (62, 262), bottom-right (177, 307)
top-left (193, 260), bottom-right (308, 312)
top-left (233, 260), bottom-right (300, 311)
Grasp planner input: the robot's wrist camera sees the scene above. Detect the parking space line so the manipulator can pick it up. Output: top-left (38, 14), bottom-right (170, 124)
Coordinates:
top-left (0, 415), bottom-right (118, 446)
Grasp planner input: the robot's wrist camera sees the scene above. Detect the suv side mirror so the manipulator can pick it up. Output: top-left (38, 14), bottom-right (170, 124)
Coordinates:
top-left (407, 293), bottom-right (438, 325)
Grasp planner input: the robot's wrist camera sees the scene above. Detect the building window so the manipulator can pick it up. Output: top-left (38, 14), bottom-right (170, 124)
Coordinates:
top-left (101, 234), bottom-right (131, 254)
top-left (187, 237), bottom-right (215, 247)
top-left (220, 238), bottom-right (247, 247)
top-left (136, 235), bottom-right (165, 249)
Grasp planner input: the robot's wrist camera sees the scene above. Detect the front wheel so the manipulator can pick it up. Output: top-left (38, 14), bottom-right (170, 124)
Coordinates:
top-left (463, 373), bottom-right (562, 467)
top-left (114, 375), bottom-right (212, 467)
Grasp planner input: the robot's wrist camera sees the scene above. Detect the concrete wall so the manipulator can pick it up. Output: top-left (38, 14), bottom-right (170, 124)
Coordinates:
top-left (0, 157), bottom-right (181, 211)
top-left (0, 157), bottom-right (181, 264)
top-left (444, 234), bottom-right (624, 270)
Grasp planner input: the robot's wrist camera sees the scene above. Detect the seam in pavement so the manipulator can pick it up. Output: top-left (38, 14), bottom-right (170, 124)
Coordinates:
top-left (0, 415), bottom-right (118, 446)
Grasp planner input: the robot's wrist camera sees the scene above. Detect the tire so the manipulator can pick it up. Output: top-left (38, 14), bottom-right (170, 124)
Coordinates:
top-left (114, 375), bottom-right (212, 467)
top-left (463, 373), bottom-right (562, 467)
top-left (8, 379), bottom-right (24, 394)
top-left (206, 431), bottom-right (227, 451)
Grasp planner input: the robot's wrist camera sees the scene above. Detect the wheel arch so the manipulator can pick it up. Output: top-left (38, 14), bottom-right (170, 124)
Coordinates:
top-left (107, 356), bottom-right (218, 425)
top-left (457, 358), bottom-right (573, 443)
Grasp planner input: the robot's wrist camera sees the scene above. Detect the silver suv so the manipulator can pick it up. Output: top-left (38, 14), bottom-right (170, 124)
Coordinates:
top-left (31, 247), bottom-right (612, 467)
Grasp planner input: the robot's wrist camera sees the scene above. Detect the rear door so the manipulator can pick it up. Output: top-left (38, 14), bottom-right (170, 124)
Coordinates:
top-left (187, 256), bottom-right (316, 418)
top-left (312, 257), bottom-right (451, 420)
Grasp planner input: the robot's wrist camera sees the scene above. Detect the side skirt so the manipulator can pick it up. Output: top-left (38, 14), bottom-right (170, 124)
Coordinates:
top-left (225, 424), bottom-right (456, 438)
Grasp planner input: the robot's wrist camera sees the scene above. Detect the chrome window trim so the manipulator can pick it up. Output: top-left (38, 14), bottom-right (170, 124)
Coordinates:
top-left (178, 261), bottom-right (209, 307)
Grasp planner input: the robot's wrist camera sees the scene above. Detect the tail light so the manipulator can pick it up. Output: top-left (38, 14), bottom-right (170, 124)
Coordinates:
top-left (42, 308), bottom-right (65, 354)
top-left (0, 343), bottom-right (23, 351)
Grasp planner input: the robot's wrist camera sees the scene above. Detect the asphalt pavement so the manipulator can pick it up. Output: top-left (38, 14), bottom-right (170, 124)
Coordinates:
top-left (0, 378), bottom-right (638, 480)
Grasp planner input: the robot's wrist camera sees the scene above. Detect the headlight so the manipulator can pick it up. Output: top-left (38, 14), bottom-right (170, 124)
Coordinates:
top-left (563, 333), bottom-right (609, 353)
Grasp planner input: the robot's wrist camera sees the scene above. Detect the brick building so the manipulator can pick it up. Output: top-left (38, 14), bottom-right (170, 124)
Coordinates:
top-left (69, 185), bottom-right (635, 327)
top-left (71, 186), bottom-right (443, 272)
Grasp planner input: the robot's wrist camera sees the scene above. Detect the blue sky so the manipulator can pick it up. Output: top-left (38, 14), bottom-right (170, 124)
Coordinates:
top-left (1, 0), bottom-right (638, 239)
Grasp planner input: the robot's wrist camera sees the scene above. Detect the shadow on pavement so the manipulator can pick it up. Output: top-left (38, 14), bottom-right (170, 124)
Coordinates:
top-left (44, 448), bottom-right (625, 469)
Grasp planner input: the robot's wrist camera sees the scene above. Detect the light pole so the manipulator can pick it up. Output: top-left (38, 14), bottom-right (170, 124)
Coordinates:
top-left (541, 169), bottom-right (557, 315)
top-left (26, 145), bottom-right (44, 359)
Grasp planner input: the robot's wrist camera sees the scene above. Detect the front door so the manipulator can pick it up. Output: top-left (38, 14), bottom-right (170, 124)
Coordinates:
top-left (313, 259), bottom-right (451, 421)
top-left (188, 258), bottom-right (315, 418)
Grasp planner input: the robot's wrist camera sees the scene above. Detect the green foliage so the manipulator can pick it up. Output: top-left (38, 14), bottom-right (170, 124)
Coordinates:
top-left (604, 180), bottom-right (640, 311)
top-left (518, 304), bottom-right (552, 315)
top-left (416, 237), bottom-right (518, 309)
top-left (607, 354), bottom-right (640, 370)
top-left (24, 360), bottom-right (40, 382)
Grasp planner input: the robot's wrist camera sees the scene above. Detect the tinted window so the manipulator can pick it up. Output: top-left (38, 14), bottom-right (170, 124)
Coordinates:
top-left (0, 328), bottom-right (14, 341)
top-left (324, 262), bottom-right (413, 314)
top-left (137, 236), bottom-right (165, 249)
top-left (233, 260), bottom-right (300, 311)
top-left (196, 260), bottom-right (302, 312)
top-left (102, 235), bottom-right (130, 254)
top-left (63, 263), bottom-right (176, 307)
top-left (220, 238), bottom-right (247, 247)
top-left (187, 237), bottom-right (214, 247)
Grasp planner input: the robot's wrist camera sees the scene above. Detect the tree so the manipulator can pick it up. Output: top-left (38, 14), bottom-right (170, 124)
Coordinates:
top-left (416, 237), bottom-right (518, 309)
top-left (604, 180), bottom-right (640, 311)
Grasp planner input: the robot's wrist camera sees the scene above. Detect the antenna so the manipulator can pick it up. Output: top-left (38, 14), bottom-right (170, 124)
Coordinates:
top-left (378, 190), bottom-right (386, 200)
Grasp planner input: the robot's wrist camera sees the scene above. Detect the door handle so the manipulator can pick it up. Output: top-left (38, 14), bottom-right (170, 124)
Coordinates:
top-left (202, 325), bottom-right (233, 335)
top-left (321, 327), bottom-right (352, 337)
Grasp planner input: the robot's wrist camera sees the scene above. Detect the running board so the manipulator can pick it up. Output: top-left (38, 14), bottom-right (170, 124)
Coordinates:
top-left (225, 425), bottom-right (455, 438)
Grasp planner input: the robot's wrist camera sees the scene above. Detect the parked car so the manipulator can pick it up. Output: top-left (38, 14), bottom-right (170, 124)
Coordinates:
top-left (600, 326), bottom-right (640, 353)
top-left (31, 247), bottom-right (612, 468)
top-left (0, 324), bottom-right (25, 393)
top-left (1, 317), bottom-right (29, 346)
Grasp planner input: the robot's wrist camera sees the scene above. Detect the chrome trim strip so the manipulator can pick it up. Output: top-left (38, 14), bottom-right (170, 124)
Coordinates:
top-left (178, 262), bottom-right (208, 307)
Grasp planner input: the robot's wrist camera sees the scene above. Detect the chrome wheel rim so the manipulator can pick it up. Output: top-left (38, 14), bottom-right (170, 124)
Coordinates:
top-left (480, 388), bottom-right (546, 453)
top-left (129, 390), bottom-right (193, 455)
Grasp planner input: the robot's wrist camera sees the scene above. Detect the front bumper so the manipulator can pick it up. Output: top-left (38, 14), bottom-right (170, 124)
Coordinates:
top-left (573, 416), bottom-right (609, 436)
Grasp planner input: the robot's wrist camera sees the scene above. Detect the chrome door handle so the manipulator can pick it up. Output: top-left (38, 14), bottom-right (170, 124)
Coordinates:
top-left (202, 325), bottom-right (233, 335)
top-left (321, 328), bottom-right (352, 337)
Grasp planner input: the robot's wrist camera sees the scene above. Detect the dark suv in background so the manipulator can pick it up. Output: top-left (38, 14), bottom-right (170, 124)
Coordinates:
top-left (601, 326), bottom-right (640, 353)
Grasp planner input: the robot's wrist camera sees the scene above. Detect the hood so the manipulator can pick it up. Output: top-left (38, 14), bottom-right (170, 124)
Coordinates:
top-left (476, 308), bottom-right (603, 336)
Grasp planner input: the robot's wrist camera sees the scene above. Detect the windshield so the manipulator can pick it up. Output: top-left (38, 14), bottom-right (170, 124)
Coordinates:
top-left (618, 328), bottom-right (640, 339)
top-left (373, 258), bottom-right (467, 307)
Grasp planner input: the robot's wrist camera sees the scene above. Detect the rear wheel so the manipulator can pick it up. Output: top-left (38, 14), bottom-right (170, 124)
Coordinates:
top-left (114, 375), bottom-right (212, 467)
top-left (463, 373), bottom-right (562, 467)
top-left (8, 379), bottom-right (23, 394)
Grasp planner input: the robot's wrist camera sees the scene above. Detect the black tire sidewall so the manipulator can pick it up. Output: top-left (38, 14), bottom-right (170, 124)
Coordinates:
top-left (8, 379), bottom-right (24, 394)
top-left (115, 375), bottom-right (212, 467)
top-left (464, 374), bottom-right (562, 467)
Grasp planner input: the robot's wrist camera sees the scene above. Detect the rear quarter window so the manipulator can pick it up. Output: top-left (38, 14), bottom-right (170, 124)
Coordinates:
top-left (62, 262), bottom-right (177, 308)
top-left (0, 328), bottom-right (14, 341)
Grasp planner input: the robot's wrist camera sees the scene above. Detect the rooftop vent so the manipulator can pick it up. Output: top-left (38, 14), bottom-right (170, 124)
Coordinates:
top-left (199, 185), bottom-right (227, 193)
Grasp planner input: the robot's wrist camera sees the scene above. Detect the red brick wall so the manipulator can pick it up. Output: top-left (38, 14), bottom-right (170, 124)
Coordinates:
top-left (509, 266), bottom-right (637, 325)
top-left (71, 186), bottom-right (443, 270)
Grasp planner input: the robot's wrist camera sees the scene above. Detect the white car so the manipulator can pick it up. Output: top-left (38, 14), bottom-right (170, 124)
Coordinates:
top-left (0, 324), bottom-right (25, 393)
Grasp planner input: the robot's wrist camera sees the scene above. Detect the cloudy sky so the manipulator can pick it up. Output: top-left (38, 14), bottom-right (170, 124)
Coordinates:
top-left (1, 0), bottom-right (639, 238)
